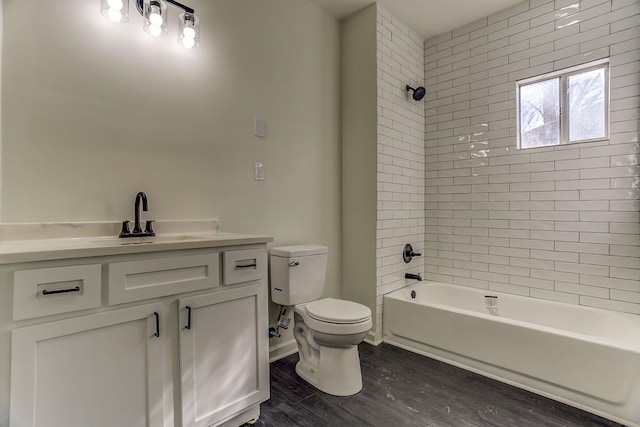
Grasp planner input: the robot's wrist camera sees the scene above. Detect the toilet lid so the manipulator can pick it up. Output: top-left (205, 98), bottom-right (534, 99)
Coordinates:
top-left (305, 298), bottom-right (371, 324)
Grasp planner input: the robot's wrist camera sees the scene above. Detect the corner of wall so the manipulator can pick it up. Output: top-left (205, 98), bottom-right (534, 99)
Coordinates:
top-left (0, 0), bottom-right (4, 222)
top-left (374, 7), bottom-right (426, 342)
top-left (340, 5), bottom-right (379, 328)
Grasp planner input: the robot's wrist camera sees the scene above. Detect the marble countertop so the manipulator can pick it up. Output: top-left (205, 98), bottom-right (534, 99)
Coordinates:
top-left (0, 220), bottom-right (273, 264)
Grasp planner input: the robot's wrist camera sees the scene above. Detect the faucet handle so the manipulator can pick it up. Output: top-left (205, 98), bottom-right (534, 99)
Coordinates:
top-left (119, 221), bottom-right (131, 238)
top-left (403, 243), bottom-right (422, 263)
top-left (144, 220), bottom-right (156, 236)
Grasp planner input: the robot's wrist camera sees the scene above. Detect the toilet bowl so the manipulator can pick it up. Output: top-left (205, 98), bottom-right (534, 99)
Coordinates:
top-left (269, 245), bottom-right (372, 396)
top-left (292, 298), bottom-right (372, 396)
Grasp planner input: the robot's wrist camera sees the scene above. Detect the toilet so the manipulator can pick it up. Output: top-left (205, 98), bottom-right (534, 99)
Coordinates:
top-left (269, 244), bottom-right (372, 396)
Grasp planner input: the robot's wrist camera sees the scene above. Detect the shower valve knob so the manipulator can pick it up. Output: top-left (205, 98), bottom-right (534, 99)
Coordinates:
top-left (403, 243), bottom-right (421, 263)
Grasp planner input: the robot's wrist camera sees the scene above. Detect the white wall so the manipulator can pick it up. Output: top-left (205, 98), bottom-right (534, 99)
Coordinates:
top-left (0, 0), bottom-right (2, 219)
top-left (375, 5), bottom-right (425, 341)
top-left (423, 0), bottom-right (640, 314)
top-left (341, 4), bottom-right (378, 335)
top-left (1, 0), bottom-right (342, 345)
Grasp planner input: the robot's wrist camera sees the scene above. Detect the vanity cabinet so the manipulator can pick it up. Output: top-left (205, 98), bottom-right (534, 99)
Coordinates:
top-left (10, 303), bottom-right (165, 427)
top-left (0, 236), bottom-right (271, 427)
top-left (179, 282), bottom-right (269, 427)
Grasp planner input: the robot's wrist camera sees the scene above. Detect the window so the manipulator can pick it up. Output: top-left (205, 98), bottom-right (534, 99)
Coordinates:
top-left (517, 59), bottom-right (609, 150)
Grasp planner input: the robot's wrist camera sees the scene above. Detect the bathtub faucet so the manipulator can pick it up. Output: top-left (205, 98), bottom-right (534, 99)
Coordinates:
top-left (405, 273), bottom-right (422, 281)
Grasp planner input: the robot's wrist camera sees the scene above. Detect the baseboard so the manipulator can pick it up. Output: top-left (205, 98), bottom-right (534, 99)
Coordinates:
top-left (364, 331), bottom-right (383, 346)
top-left (269, 339), bottom-right (298, 362)
top-left (269, 333), bottom-right (381, 362)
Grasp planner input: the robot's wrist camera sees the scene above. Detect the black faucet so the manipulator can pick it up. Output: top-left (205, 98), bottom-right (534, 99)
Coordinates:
top-left (133, 192), bottom-right (148, 234)
top-left (405, 272), bottom-right (422, 281)
top-left (119, 191), bottom-right (155, 238)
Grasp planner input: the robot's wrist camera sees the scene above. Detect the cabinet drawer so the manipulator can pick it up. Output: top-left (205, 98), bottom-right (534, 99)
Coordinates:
top-left (107, 253), bottom-right (219, 304)
top-left (223, 249), bottom-right (266, 285)
top-left (13, 264), bottom-right (102, 321)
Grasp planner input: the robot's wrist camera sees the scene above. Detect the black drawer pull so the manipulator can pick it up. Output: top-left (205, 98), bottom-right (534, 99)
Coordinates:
top-left (186, 306), bottom-right (192, 330)
top-left (42, 286), bottom-right (81, 296)
top-left (235, 263), bottom-right (257, 269)
top-left (153, 312), bottom-right (160, 338)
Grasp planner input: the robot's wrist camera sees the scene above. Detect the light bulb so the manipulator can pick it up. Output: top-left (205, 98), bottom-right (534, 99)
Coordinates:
top-left (182, 37), bottom-right (195, 49)
top-left (179, 13), bottom-right (198, 48)
top-left (182, 26), bottom-right (196, 39)
top-left (148, 24), bottom-right (162, 37)
top-left (101, 0), bottom-right (128, 22)
top-left (107, 0), bottom-right (124, 10)
top-left (149, 6), bottom-right (163, 26)
top-left (108, 8), bottom-right (123, 22)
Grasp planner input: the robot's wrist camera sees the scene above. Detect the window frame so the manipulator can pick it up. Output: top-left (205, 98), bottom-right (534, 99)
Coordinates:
top-left (516, 58), bottom-right (609, 150)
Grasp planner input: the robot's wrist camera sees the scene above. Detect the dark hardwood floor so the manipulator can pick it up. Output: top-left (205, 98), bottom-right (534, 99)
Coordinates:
top-left (251, 343), bottom-right (623, 427)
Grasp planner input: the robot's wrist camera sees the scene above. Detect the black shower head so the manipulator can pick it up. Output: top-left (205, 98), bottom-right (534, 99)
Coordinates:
top-left (406, 85), bottom-right (426, 101)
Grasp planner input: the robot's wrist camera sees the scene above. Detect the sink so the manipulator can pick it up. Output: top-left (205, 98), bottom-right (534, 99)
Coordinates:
top-left (89, 235), bottom-right (208, 246)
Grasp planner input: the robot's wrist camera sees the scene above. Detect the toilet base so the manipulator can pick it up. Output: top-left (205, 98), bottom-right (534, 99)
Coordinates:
top-left (296, 345), bottom-right (363, 396)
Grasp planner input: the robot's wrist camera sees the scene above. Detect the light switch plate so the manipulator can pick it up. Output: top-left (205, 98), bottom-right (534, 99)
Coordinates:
top-left (254, 119), bottom-right (266, 138)
top-left (254, 163), bottom-right (265, 181)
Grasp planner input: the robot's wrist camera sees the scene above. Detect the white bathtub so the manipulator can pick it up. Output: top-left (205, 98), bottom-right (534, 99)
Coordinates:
top-left (383, 281), bottom-right (640, 427)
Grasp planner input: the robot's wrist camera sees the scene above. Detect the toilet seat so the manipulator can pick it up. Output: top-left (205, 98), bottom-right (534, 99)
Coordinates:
top-left (294, 298), bottom-right (372, 335)
top-left (305, 298), bottom-right (371, 324)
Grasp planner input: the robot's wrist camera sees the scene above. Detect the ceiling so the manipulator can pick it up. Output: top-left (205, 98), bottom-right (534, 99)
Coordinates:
top-left (309, 0), bottom-right (525, 39)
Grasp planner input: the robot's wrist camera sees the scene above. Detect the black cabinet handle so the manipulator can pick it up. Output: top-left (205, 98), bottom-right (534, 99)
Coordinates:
top-left (42, 286), bottom-right (81, 296)
top-left (153, 312), bottom-right (160, 338)
top-left (186, 306), bottom-right (192, 330)
top-left (235, 263), bottom-right (257, 269)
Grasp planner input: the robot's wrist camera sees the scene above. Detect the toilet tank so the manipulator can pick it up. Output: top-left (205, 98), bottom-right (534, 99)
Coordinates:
top-left (269, 245), bottom-right (328, 306)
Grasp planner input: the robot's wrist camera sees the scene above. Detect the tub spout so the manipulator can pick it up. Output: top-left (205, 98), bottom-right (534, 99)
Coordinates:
top-left (405, 273), bottom-right (422, 281)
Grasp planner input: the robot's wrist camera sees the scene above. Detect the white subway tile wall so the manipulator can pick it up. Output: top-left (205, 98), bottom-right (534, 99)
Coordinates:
top-left (376, 5), bottom-right (426, 341)
top-left (423, 0), bottom-right (640, 314)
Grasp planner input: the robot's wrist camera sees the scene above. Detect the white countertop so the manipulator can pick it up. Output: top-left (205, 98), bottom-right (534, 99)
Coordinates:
top-left (0, 220), bottom-right (273, 264)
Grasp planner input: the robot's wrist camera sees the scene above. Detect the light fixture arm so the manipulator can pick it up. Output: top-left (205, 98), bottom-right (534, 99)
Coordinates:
top-left (164, 0), bottom-right (194, 14)
top-left (135, 0), bottom-right (194, 16)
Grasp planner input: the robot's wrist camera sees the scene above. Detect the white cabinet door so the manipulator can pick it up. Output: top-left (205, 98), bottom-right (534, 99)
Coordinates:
top-left (10, 303), bottom-right (165, 427)
top-left (179, 283), bottom-right (269, 427)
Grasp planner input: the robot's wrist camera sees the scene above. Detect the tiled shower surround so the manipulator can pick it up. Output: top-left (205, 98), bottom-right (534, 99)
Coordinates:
top-left (375, 6), bottom-right (426, 341)
top-left (422, 0), bottom-right (640, 314)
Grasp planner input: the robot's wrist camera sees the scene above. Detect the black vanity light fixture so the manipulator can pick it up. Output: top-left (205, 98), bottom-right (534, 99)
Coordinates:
top-left (100, 0), bottom-right (200, 49)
